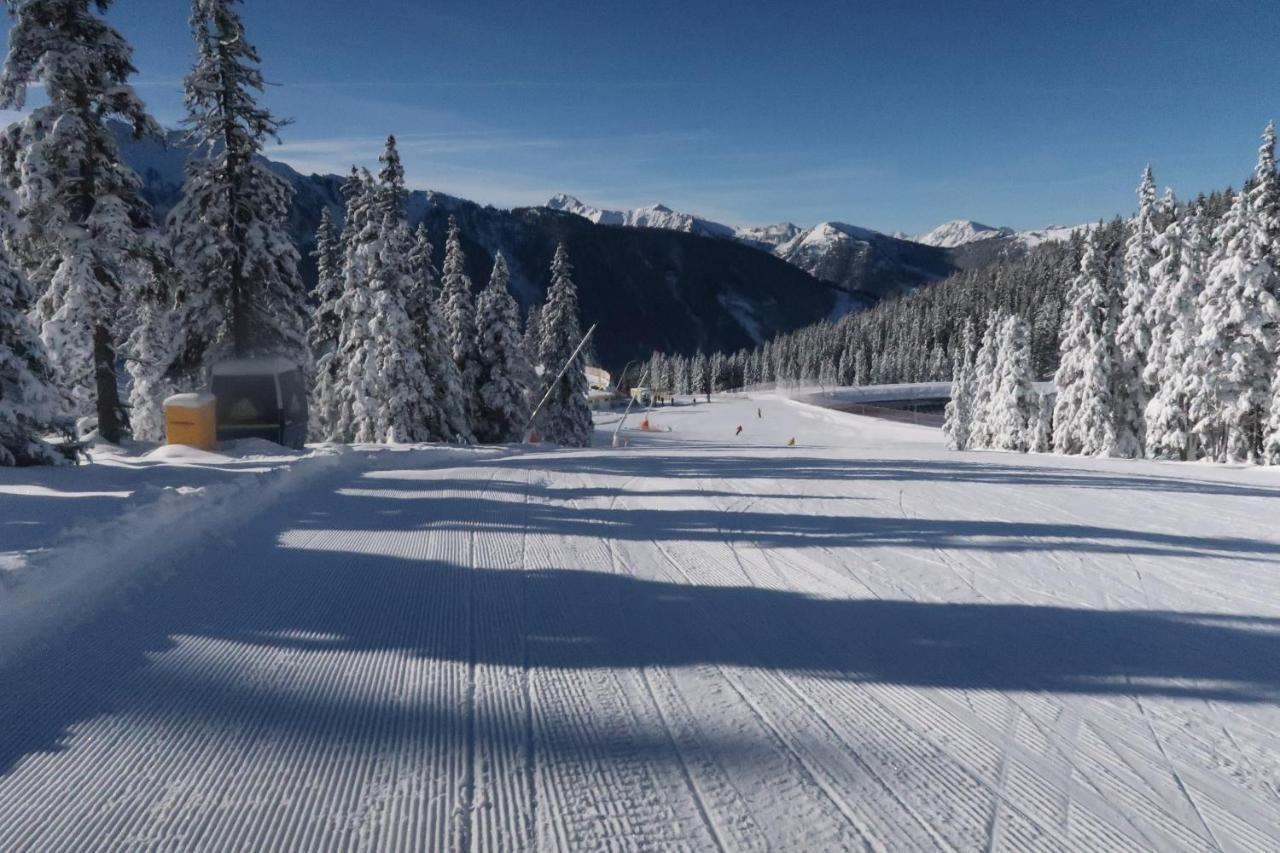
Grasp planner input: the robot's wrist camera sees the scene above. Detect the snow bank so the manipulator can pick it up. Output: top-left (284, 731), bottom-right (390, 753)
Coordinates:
top-left (0, 444), bottom-right (350, 666)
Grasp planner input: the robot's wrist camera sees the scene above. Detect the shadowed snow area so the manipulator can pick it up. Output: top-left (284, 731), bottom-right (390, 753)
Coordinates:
top-left (2, 395), bottom-right (1280, 850)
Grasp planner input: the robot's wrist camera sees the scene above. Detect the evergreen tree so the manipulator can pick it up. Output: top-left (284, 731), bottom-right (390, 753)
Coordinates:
top-left (166, 0), bottom-right (308, 380)
top-left (943, 318), bottom-right (975, 450)
top-left (1195, 123), bottom-right (1280, 462)
top-left (535, 244), bottom-right (592, 446)
top-left (310, 171), bottom-right (372, 440)
top-left (0, 0), bottom-right (160, 441)
top-left (1054, 228), bottom-right (1119, 455)
top-left (439, 216), bottom-right (479, 420)
top-left (989, 314), bottom-right (1036, 452)
top-left (1145, 202), bottom-right (1207, 460)
top-left (1263, 360), bottom-right (1280, 465)
top-left (322, 193), bottom-right (434, 443)
top-left (0, 190), bottom-right (64, 465)
top-left (1113, 166), bottom-right (1160, 457)
top-left (523, 304), bottom-right (542, 370)
top-left (1030, 393), bottom-right (1054, 453)
top-left (968, 312), bottom-right (1002, 448)
top-left (307, 206), bottom-right (343, 361)
top-left (406, 222), bottom-right (437, 321)
top-left (473, 253), bottom-right (530, 442)
top-left (124, 257), bottom-right (180, 441)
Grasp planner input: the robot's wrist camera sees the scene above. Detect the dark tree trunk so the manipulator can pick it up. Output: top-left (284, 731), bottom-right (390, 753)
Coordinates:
top-left (94, 322), bottom-right (126, 442)
top-left (75, 104), bottom-right (126, 442)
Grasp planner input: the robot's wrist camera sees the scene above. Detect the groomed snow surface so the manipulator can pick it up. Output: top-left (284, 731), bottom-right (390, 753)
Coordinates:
top-left (2, 395), bottom-right (1280, 851)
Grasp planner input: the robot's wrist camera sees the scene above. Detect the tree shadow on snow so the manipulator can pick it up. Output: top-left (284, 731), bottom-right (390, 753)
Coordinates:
top-left (487, 451), bottom-right (1280, 501)
top-left (3, 447), bottom-right (1280, 782)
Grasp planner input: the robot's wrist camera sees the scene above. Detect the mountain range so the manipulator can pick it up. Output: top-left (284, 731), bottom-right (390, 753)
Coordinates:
top-left (115, 126), bottom-right (1088, 368)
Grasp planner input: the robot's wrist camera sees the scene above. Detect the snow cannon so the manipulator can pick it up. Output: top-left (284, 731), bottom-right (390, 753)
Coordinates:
top-left (210, 358), bottom-right (308, 449)
top-left (163, 392), bottom-right (218, 451)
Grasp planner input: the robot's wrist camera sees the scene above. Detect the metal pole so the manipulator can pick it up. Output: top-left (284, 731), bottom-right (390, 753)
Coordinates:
top-left (525, 323), bottom-right (598, 437)
top-left (611, 367), bottom-right (650, 446)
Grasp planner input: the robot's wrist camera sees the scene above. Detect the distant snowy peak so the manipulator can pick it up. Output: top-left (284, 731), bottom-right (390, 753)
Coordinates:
top-left (734, 222), bottom-right (804, 251)
top-left (914, 219), bottom-right (1014, 248)
top-left (1013, 223), bottom-right (1097, 249)
top-left (546, 193), bottom-right (615, 225)
top-left (543, 194), bottom-right (950, 302)
top-left (773, 222), bottom-right (884, 260)
top-left (913, 218), bottom-right (1094, 250)
top-left (546, 193), bottom-right (729, 238)
top-left (546, 193), bottom-right (801, 247)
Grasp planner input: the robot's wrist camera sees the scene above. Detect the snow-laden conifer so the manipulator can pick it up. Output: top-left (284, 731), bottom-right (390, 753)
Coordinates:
top-left (968, 312), bottom-right (1002, 448)
top-left (0, 189), bottom-right (64, 465)
top-left (1054, 229), bottom-right (1118, 455)
top-left (1030, 392), bottom-right (1054, 453)
top-left (473, 253), bottom-right (531, 442)
top-left (0, 0), bottom-right (160, 441)
top-left (535, 244), bottom-right (592, 446)
top-left (523, 304), bottom-right (542, 371)
top-left (1194, 123), bottom-right (1280, 462)
top-left (166, 0), bottom-right (308, 379)
top-left (439, 216), bottom-right (480, 420)
top-left (1263, 361), bottom-right (1280, 465)
top-left (1113, 166), bottom-right (1160, 457)
top-left (943, 318), bottom-right (975, 450)
top-left (1144, 202), bottom-right (1208, 460)
top-left (124, 261), bottom-right (180, 441)
top-left (328, 202), bottom-right (434, 443)
top-left (406, 222), bottom-right (437, 322)
top-left (989, 314), bottom-right (1036, 452)
top-left (310, 171), bottom-right (372, 440)
top-left (308, 207), bottom-right (343, 362)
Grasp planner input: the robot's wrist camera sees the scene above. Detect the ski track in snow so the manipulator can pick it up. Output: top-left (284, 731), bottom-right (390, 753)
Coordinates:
top-left (2, 395), bottom-right (1280, 851)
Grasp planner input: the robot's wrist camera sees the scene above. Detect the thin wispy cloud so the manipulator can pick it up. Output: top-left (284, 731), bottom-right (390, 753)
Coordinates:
top-left (281, 78), bottom-right (680, 91)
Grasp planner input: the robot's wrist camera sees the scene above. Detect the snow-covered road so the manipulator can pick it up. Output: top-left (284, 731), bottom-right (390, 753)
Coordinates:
top-left (3, 395), bottom-right (1280, 851)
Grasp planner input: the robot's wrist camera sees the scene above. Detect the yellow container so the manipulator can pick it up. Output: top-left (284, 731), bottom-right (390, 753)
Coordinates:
top-left (163, 392), bottom-right (218, 451)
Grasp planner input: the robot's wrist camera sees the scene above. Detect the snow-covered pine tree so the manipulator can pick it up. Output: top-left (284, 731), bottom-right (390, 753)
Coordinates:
top-left (302, 206), bottom-right (343, 438)
top-left (1030, 392), bottom-right (1054, 453)
top-left (0, 188), bottom-right (64, 465)
top-left (1112, 166), bottom-right (1160, 457)
top-left (943, 317), bottom-right (975, 450)
top-left (473, 253), bottom-right (531, 442)
top-left (1195, 122), bottom-right (1280, 462)
top-left (855, 349), bottom-right (869, 386)
top-left (310, 170), bottom-right (372, 440)
top-left (523, 304), bottom-right (542, 370)
top-left (818, 357), bottom-right (837, 390)
top-left (307, 207), bottom-right (343, 362)
top-left (968, 312), bottom-right (1002, 448)
top-left (166, 0), bottom-right (308, 386)
top-left (124, 254), bottom-right (180, 441)
top-left (989, 314), bottom-right (1036, 452)
top-left (535, 243), bottom-right (592, 446)
top-left (0, 0), bottom-right (161, 442)
top-left (1144, 201), bottom-right (1208, 460)
top-left (326, 195), bottom-right (434, 444)
top-left (1053, 227), bottom-right (1119, 455)
top-left (405, 222), bottom-right (437, 321)
top-left (1263, 360), bottom-right (1280, 465)
top-left (439, 216), bottom-right (480, 420)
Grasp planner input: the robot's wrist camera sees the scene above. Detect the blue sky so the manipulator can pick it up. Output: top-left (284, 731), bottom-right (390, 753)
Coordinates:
top-left (5, 0), bottom-right (1280, 233)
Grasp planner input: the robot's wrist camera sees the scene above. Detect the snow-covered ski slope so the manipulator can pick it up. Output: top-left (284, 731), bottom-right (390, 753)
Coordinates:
top-left (2, 395), bottom-right (1280, 851)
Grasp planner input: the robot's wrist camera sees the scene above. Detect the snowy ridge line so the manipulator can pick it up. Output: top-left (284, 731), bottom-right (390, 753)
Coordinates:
top-left (0, 447), bottom-right (348, 666)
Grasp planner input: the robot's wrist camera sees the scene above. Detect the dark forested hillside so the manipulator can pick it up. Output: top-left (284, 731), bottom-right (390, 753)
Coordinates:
top-left (119, 127), bottom-right (861, 368)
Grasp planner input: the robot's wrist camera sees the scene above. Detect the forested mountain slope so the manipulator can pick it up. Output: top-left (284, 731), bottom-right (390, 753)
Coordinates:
top-left (118, 127), bottom-right (862, 366)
